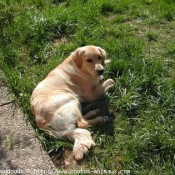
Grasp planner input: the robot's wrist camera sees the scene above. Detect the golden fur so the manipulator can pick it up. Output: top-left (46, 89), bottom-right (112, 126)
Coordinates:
top-left (30, 45), bottom-right (114, 160)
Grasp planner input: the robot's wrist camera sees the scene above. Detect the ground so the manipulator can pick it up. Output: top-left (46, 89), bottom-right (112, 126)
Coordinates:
top-left (0, 70), bottom-right (56, 175)
top-left (1, 0), bottom-right (175, 174)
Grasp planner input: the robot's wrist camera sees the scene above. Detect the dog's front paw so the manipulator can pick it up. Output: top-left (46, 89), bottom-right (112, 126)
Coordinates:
top-left (103, 78), bottom-right (115, 92)
top-left (106, 78), bottom-right (115, 85)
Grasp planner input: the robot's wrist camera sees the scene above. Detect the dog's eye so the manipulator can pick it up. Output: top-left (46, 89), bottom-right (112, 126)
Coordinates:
top-left (98, 56), bottom-right (102, 60)
top-left (87, 59), bottom-right (93, 63)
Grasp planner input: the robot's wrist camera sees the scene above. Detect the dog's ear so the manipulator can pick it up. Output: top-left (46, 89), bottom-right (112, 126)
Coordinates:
top-left (97, 47), bottom-right (107, 59)
top-left (71, 47), bottom-right (85, 68)
top-left (97, 47), bottom-right (107, 65)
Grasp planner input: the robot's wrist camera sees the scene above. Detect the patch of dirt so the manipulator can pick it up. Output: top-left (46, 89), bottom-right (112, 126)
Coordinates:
top-left (0, 70), bottom-right (57, 175)
top-left (52, 37), bottom-right (69, 50)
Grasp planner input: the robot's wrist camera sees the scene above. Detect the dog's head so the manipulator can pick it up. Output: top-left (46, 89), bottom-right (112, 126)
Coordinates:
top-left (71, 45), bottom-right (108, 77)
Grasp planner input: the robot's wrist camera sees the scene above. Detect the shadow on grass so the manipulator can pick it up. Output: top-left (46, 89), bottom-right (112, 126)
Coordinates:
top-left (82, 95), bottom-right (115, 136)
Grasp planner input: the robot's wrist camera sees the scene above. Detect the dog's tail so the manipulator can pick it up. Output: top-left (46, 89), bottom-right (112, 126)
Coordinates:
top-left (53, 128), bottom-right (95, 160)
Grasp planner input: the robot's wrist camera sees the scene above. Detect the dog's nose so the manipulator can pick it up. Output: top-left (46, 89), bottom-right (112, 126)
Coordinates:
top-left (97, 69), bottom-right (104, 75)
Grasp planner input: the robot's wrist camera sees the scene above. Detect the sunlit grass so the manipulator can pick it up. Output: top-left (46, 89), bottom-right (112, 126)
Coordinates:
top-left (1, 0), bottom-right (175, 174)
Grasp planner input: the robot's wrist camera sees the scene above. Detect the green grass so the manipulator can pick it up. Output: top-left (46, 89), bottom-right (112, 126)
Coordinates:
top-left (1, 0), bottom-right (175, 174)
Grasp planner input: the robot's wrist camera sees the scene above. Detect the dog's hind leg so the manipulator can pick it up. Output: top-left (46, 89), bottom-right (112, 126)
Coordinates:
top-left (53, 128), bottom-right (95, 160)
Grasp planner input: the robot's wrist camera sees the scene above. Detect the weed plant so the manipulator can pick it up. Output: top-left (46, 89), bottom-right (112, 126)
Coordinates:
top-left (1, 0), bottom-right (175, 174)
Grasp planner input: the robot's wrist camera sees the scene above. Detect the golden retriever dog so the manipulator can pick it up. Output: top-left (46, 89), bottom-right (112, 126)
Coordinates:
top-left (30, 45), bottom-right (114, 160)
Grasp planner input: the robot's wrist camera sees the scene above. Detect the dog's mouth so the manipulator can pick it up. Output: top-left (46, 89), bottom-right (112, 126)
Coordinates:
top-left (83, 68), bottom-right (104, 78)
